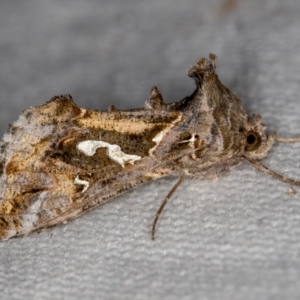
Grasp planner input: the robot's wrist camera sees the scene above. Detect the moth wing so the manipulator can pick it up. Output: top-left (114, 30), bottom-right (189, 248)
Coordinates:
top-left (0, 95), bottom-right (182, 240)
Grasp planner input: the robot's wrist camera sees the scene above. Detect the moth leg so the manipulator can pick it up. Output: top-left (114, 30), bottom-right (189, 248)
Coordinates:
top-left (274, 136), bottom-right (300, 142)
top-left (152, 173), bottom-right (187, 240)
top-left (243, 156), bottom-right (300, 187)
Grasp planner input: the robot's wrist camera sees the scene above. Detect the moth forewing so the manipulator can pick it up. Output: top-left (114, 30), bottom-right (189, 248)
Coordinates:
top-left (0, 95), bottom-right (184, 240)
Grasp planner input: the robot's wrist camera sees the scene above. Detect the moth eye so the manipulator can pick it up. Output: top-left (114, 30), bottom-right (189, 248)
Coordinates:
top-left (245, 131), bottom-right (262, 151)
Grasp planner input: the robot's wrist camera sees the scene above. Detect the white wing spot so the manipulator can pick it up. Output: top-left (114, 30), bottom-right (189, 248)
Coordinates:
top-left (177, 133), bottom-right (197, 159)
top-left (76, 140), bottom-right (141, 168)
top-left (74, 176), bottom-right (90, 193)
top-left (149, 114), bottom-right (182, 156)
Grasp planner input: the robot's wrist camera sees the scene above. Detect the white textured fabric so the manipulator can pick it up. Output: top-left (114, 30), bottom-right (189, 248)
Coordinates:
top-left (1, 1), bottom-right (300, 299)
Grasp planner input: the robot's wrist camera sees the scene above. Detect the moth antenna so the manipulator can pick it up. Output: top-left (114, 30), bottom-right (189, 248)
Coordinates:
top-left (274, 136), bottom-right (300, 143)
top-left (152, 173), bottom-right (187, 240)
top-left (243, 156), bottom-right (300, 187)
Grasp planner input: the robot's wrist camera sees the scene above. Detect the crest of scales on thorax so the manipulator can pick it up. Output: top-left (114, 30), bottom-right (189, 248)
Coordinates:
top-left (0, 54), bottom-right (300, 241)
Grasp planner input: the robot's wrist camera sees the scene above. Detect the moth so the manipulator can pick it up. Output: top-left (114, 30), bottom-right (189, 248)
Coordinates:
top-left (0, 54), bottom-right (300, 241)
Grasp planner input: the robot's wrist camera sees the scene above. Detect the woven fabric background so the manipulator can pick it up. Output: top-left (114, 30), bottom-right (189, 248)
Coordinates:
top-left (1, 1), bottom-right (300, 299)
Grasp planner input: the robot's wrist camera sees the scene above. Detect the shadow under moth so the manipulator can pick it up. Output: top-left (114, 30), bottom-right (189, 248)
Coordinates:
top-left (0, 54), bottom-right (300, 241)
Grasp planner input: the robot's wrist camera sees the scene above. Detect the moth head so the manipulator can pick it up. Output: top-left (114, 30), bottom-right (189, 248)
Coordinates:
top-left (242, 114), bottom-right (275, 160)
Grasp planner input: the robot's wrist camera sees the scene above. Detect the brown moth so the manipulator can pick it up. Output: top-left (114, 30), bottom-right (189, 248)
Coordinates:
top-left (0, 54), bottom-right (300, 241)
